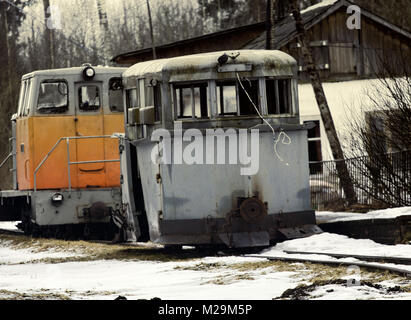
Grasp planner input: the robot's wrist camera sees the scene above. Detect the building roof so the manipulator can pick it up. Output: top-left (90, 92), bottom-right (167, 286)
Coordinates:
top-left (112, 0), bottom-right (411, 65)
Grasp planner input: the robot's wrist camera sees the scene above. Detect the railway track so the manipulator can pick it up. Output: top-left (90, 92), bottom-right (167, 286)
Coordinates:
top-left (1, 227), bottom-right (410, 277)
top-left (244, 253), bottom-right (411, 277)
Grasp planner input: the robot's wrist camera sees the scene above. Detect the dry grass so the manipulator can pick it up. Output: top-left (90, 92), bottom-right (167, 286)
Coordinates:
top-left (0, 234), bottom-right (212, 264)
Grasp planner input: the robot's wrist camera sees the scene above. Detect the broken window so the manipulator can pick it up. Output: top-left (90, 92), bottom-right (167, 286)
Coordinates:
top-left (78, 85), bottom-right (100, 111)
top-left (109, 78), bottom-right (123, 112)
top-left (238, 79), bottom-right (259, 116)
top-left (37, 80), bottom-right (68, 114)
top-left (266, 79), bottom-right (292, 115)
top-left (304, 120), bottom-right (322, 174)
top-left (175, 83), bottom-right (209, 119)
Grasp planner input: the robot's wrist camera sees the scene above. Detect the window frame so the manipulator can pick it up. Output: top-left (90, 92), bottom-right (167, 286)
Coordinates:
top-left (36, 79), bottom-right (69, 115)
top-left (108, 77), bottom-right (124, 113)
top-left (173, 81), bottom-right (210, 120)
top-left (77, 83), bottom-right (102, 112)
top-left (17, 80), bottom-right (27, 117)
top-left (304, 120), bottom-right (323, 174)
top-left (265, 77), bottom-right (293, 116)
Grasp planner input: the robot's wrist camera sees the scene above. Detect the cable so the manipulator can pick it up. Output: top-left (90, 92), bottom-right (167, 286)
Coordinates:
top-left (236, 72), bottom-right (291, 166)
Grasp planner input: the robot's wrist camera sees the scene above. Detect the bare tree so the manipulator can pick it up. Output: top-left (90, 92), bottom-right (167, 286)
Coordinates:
top-left (343, 53), bottom-right (411, 207)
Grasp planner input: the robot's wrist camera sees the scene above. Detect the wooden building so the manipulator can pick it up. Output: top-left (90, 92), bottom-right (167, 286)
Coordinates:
top-left (112, 0), bottom-right (411, 82)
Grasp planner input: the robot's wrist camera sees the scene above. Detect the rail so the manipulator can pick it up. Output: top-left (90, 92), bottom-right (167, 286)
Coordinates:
top-left (0, 153), bottom-right (12, 170)
top-left (34, 135), bottom-right (120, 193)
top-left (310, 150), bottom-right (411, 209)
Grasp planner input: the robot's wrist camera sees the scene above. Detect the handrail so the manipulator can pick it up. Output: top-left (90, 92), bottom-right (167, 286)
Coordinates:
top-left (34, 135), bottom-right (120, 193)
top-left (0, 153), bottom-right (12, 170)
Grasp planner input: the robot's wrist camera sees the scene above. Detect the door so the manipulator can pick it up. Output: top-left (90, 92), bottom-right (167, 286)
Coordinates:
top-left (74, 82), bottom-right (106, 188)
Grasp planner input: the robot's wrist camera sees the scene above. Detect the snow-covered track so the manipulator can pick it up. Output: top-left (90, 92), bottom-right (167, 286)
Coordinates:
top-left (283, 250), bottom-right (411, 265)
top-left (0, 228), bottom-right (24, 236)
top-left (245, 254), bottom-right (411, 277)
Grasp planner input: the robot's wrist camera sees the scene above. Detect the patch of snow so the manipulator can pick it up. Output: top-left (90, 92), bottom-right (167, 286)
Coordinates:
top-left (316, 207), bottom-right (411, 223)
top-left (260, 233), bottom-right (411, 259)
top-left (0, 240), bottom-right (83, 264)
top-left (301, 0), bottom-right (339, 14)
top-left (0, 221), bottom-right (20, 232)
top-left (0, 258), bottom-right (302, 300)
top-left (307, 283), bottom-right (411, 300)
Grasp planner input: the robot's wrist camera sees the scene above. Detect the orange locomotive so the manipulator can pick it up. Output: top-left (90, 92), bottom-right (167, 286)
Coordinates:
top-left (0, 64), bottom-right (130, 239)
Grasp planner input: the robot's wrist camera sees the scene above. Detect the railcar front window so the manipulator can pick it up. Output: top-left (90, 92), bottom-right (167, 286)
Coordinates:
top-left (217, 82), bottom-right (237, 116)
top-left (79, 85), bottom-right (100, 111)
top-left (37, 81), bottom-right (68, 114)
top-left (266, 79), bottom-right (292, 115)
top-left (175, 83), bottom-right (209, 119)
top-left (109, 78), bottom-right (123, 112)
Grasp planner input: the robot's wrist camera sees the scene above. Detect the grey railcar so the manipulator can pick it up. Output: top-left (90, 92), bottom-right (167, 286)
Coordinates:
top-left (121, 50), bottom-right (321, 248)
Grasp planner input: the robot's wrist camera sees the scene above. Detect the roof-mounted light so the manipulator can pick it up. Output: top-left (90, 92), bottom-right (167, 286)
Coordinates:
top-left (82, 65), bottom-right (95, 80)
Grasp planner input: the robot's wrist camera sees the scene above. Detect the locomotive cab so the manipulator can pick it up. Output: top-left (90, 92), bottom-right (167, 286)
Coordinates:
top-left (121, 50), bottom-right (321, 247)
top-left (0, 65), bottom-right (128, 239)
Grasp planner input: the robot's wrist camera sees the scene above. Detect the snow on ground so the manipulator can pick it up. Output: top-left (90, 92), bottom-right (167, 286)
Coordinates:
top-left (0, 240), bottom-right (83, 264)
top-left (0, 221), bottom-right (20, 232)
top-left (261, 232), bottom-right (411, 259)
top-left (316, 207), bottom-right (411, 224)
top-left (0, 208), bottom-right (410, 300)
top-left (0, 232), bottom-right (410, 300)
top-left (0, 259), bottom-right (301, 300)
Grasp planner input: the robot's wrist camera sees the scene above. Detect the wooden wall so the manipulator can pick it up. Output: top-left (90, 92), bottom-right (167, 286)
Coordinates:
top-left (281, 8), bottom-right (411, 81)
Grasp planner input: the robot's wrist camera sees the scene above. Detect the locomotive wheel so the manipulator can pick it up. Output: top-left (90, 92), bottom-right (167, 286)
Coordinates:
top-left (239, 198), bottom-right (267, 224)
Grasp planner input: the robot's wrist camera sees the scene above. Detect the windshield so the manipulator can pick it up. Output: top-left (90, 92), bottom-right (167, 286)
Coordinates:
top-left (37, 81), bottom-right (68, 114)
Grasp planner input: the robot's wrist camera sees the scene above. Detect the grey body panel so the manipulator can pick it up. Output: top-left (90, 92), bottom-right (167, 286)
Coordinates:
top-left (31, 188), bottom-right (121, 226)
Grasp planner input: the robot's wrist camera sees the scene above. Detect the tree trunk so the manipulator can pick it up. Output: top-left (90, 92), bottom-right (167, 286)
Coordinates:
top-left (146, 0), bottom-right (156, 59)
top-left (96, 0), bottom-right (109, 64)
top-left (291, 0), bottom-right (357, 205)
top-left (42, 0), bottom-right (55, 68)
top-left (1, 3), bottom-right (13, 101)
top-left (266, 0), bottom-right (277, 49)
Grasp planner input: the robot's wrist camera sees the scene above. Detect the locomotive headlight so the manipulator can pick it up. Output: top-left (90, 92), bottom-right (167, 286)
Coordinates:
top-left (51, 193), bottom-right (64, 207)
top-left (82, 66), bottom-right (96, 80)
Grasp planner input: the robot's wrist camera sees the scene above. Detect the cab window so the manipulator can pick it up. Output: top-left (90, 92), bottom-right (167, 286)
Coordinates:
top-left (266, 79), bottom-right (292, 115)
top-left (109, 78), bottom-right (123, 112)
top-left (175, 83), bottom-right (209, 119)
top-left (217, 82), bottom-right (237, 116)
top-left (17, 81), bottom-right (26, 117)
top-left (217, 79), bottom-right (260, 117)
top-left (78, 85), bottom-right (100, 111)
top-left (126, 89), bottom-right (138, 108)
top-left (37, 80), bottom-right (68, 114)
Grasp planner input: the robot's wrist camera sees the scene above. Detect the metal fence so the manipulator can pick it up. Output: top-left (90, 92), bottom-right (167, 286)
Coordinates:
top-left (310, 150), bottom-right (411, 209)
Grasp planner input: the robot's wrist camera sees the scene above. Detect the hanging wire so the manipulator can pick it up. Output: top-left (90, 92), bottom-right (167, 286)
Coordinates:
top-left (236, 72), bottom-right (291, 165)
